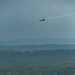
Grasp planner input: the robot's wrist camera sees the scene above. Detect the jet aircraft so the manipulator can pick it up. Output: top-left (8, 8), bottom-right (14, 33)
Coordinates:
top-left (39, 18), bottom-right (45, 21)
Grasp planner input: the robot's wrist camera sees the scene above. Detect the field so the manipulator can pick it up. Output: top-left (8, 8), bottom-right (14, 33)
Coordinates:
top-left (0, 63), bottom-right (75, 75)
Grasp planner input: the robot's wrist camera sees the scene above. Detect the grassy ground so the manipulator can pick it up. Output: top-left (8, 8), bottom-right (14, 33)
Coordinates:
top-left (0, 63), bottom-right (75, 75)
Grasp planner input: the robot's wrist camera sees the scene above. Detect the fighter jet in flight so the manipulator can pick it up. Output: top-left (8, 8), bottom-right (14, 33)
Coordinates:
top-left (39, 18), bottom-right (45, 21)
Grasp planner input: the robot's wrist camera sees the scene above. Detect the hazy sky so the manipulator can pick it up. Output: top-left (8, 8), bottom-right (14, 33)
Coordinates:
top-left (0, 0), bottom-right (75, 41)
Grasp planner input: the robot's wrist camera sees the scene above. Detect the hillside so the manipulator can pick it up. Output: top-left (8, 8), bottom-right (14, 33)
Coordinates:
top-left (0, 44), bottom-right (75, 51)
top-left (0, 49), bottom-right (75, 64)
top-left (1, 38), bottom-right (75, 46)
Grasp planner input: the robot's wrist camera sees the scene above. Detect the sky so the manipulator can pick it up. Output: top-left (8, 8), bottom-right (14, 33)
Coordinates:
top-left (0, 0), bottom-right (75, 41)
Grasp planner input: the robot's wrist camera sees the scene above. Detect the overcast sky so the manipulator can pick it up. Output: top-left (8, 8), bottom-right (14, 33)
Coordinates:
top-left (0, 0), bottom-right (75, 41)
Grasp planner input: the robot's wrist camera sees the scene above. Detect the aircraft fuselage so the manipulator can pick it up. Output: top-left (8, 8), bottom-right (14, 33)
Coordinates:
top-left (39, 18), bottom-right (45, 21)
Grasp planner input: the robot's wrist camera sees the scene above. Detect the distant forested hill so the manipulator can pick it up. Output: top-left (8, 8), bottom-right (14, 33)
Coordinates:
top-left (0, 44), bottom-right (75, 51)
top-left (1, 38), bottom-right (75, 45)
top-left (0, 50), bottom-right (75, 64)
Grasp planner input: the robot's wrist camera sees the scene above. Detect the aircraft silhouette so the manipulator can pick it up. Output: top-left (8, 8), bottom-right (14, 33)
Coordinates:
top-left (39, 18), bottom-right (45, 21)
